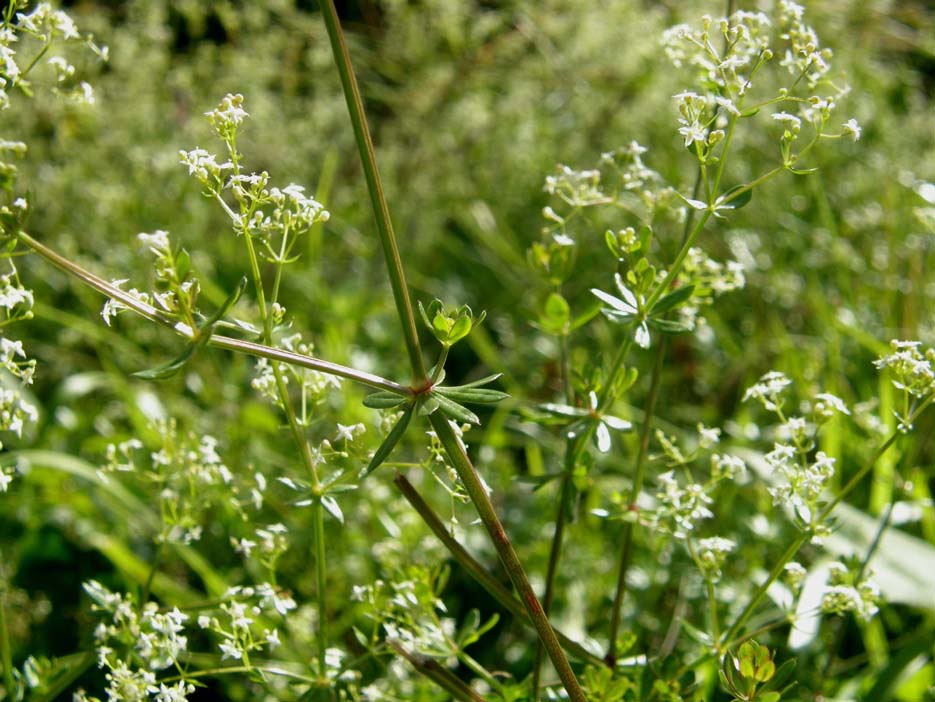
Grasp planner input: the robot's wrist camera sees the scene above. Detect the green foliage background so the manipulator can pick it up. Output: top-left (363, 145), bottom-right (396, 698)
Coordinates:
top-left (2, 1), bottom-right (934, 700)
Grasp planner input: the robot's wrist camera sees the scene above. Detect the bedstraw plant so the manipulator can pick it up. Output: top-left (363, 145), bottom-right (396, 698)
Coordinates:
top-left (1, 2), bottom-right (934, 702)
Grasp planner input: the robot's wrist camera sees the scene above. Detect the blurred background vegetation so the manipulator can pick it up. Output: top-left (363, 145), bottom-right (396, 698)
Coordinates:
top-left (2, 0), bottom-right (934, 700)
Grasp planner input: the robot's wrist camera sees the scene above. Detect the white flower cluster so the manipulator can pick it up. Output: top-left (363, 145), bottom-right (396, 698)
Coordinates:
top-left (100, 420), bottom-right (244, 544)
top-left (181, 95), bottom-right (330, 249)
top-left (204, 92), bottom-right (249, 138)
top-left (652, 470), bottom-right (714, 539)
top-left (776, 0), bottom-right (831, 89)
top-left (820, 561), bottom-right (881, 622)
top-left (252, 334), bottom-right (341, 422)
top-left (101, 279), bottom-right (153, 327)
top-left (662, 11), bottom-right (772, 95)
top-left (78, 581), bottom-right (198, 702)
top-left (544, 164), bottom-right (605, 208)
top-left (743, 371), bottom-right (793, 412)
top-left (355, 571), bottom-right (459, 667)
top-left (197, 584), bottom-right (294, 664)
top-left (178, 147), bottom-right (233, 193)
top-left (1, 334), bottom-right (38, 461)
top-left (696, 536), bottom-right (737, 582)
top-left (672, 247), bottom-right (745, 333)
top-left (873, 340), bottom-right (935, 399)
top-left (765, 443), bottom-right (836, 533)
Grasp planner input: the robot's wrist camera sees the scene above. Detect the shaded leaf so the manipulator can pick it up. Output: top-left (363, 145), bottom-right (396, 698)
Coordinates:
top-left (432, 392), bottom-right (480, 425)
top-left (363, 391), bottom-right (409, 409)
top-left (362, 404), bottom-right (413, 477)
top-left (651, 284), bottom-right (695, 315)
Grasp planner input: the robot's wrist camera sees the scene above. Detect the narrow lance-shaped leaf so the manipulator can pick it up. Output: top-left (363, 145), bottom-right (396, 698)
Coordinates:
top-left (434, 386), bottom-right (509, 404)
top-left (363, 390), bottom-right (409, 409)
top-left (650, 284), bottom-right (695, 316)
top-left (362, 403), bottom-right (414, 477)
top-left (716, 184), bottom-right (753, 211)
top-left (432, 392), bottom-right (480, 425)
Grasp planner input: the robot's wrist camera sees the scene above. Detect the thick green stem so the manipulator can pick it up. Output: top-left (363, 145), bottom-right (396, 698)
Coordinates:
top-left (393, 473), bottom-right (603, 666)
top-left (318, 4), bottom-right (585, 699)
top-left (605, 337), bottom-right (667, 663)
top-left (428, 415), bottom-right (587, 702)
top-left (319, 0), bottom-right (426, 384)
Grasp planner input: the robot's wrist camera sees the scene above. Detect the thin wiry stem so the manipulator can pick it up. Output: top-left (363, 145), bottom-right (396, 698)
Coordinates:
top-left (606, 337), bottom-right (667, 663)
top-left (16, 232), bottom-right (407, 395)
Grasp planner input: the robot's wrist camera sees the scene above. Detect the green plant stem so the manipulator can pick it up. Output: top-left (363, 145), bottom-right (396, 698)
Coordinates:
top-left (428, 414), bottom-right (587, 702)
top-left (531, 459), bottom-right (575, 696)
top-left (15, 231), bottom-right (407, 394)
top-left (0, 554), bottom-right (14, 699)
top-left (312, 499), bottom-right (328, 679)
top-left (238, 197), bottom-right (330, 676)
top-left (318, 0), bottom-right (426, 385)
top-left (393, 473), bottom-right (603, 667)
top-left (318, 4), bottom-right (585, 699)
top-left (387, 640), bottom-right (488, 702)
top-left (605, 337), bottom-right (667, 663)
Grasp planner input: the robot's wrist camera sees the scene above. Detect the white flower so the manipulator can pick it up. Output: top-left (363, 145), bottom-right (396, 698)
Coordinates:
top-left (679, 120), bottom-right (708, 148)
top-left (842, 118), bottom-right (861, 141)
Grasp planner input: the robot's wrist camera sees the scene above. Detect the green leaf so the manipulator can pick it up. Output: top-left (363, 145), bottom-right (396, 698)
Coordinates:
top-left (448, 314), bottom-right (472, 343)
top-left (203, 276), bottom-right (248, 329)
top-left (175, 248), bottom-right (191, 280)
top-left (134, 277), bottom-right (247, 380)
top-left (434, 386), bottom-right (509, 404)
top-left (419, 395), bottom-right (440, 416)
top-left (452, 372), bottom-right (502, 389)
top-left (540, 292), bottom-right (570, 334)
top-left (432, 392), bottom-right (480, 425)
top-left (718, 185), bottom-right (753, 210)
top-left (650, 284), bottom-right (695, 315)
top-left (132, 342), bottom-right (198, 380)
top-left (647, 318), bottom-right (693, 333)
top-left (363, 391), bottom-right (409, 409)
top-left (321, 495), bottom-right (344, 523)
top-left (363, 403), bottom-right (413, 477)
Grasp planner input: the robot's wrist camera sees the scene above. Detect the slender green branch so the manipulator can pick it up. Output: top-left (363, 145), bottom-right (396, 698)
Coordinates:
top-left (387, 640), bottom-right (488, 702)
top-left (15, 231), bottom-right (407, 394)
top-left (393, 473), bottom-right (603, 667)
top-left (817, 394), bottom-right (933, 521)
top-left (532, 457), bottom-right (576, 696)
top-left (236, 173), bottom-right (330, 673)
top-left (318, 0), bottom-right (426, 384)
top-left (311, 500), bottom-right (328, 678)
top-left (720, 533), bottom-right (808, 649)
top-left (606, 337), bottom-right (666, 663)
top-left (428, 415), bottom-right (587, 702)
top-left (0, 554), bottom-right (15, 699)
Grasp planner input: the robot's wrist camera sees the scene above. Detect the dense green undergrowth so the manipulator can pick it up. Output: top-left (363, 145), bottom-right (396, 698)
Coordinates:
top-left (1, 1), bottom-right (934, 701)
